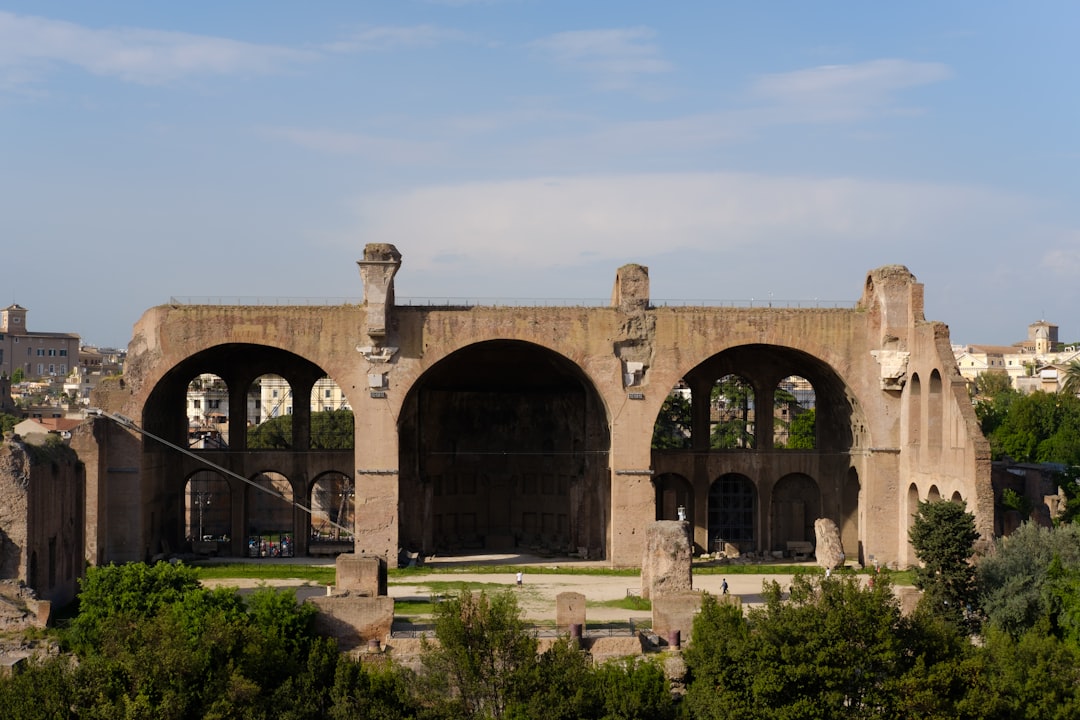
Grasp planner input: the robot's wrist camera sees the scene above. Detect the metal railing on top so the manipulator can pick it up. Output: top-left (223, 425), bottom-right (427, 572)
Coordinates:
top-left (168, 296), bottom-right (856, 310)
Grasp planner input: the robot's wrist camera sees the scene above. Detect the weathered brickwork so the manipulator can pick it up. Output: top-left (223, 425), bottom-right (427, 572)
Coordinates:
top-left (82, 246), bottom-right (990, 569)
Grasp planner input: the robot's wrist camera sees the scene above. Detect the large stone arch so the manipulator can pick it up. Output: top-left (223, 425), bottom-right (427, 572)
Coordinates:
top-left (397, 339), bottom-right (611, 558)
top-left (654, 343), bottom-right (866, 555)
top-left (137, 343), bottom-right (345, 559)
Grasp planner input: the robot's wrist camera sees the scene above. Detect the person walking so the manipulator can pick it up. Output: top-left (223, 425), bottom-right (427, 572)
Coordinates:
top-left (516, 571), bottom-right (523, 587)
top-left (721, 578), bottom-right (729, 595)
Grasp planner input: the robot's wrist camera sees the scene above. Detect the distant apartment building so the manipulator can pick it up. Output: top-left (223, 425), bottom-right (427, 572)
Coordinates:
top-left (953, 320), bottom-right (1080, 394)
top-left (184, 373), bottom-right (350, 446)
top-left (259, 375), bottom-right (350, 423)
top-left (0, 304), bottom-right (80, 381)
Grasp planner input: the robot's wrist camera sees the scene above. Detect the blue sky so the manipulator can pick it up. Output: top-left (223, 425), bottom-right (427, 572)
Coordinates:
top-left (2, 2), bottom-right (1078, 348)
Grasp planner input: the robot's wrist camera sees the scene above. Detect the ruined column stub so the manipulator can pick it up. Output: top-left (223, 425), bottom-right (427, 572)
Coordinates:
top-left (357, 244), bottom-right (402, 340)
top-left (611, 263), bottom-right (650, 312)
top-left (612, 264), bottom-right (654, 387)
top-left (859, 265), bottom-right (923, 392)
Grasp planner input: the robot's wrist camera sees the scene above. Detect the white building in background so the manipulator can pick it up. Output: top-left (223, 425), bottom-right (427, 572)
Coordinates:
top-left (258, 375), bottom-right (350, 423)
top-left (183, 374), bottom-right (351, 439)
top-left (953, 320), bottom-right (1080, 394)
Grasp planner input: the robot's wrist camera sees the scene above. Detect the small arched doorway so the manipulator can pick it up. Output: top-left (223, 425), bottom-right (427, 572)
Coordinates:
top-left (708, 473), bottom-right (757, 555)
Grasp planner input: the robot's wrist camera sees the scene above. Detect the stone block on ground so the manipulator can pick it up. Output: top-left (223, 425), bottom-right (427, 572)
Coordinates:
top-left (651, 589), bottom-right (702, 640)
top-left (556, 591), bottom-right (586, 632)
top-left (307, 595), bottom-right (394, 651)
top-left (335, 554), bottom-right (387, 596)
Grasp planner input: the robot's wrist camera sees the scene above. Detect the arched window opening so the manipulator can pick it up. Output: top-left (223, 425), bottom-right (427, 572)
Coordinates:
top-left (708, 474), bottom-right (756, 554)
top-left (247, 471), bottom-right (294, 557)
top-left (771, 474), bottom-right (821, 552)
top-left (928, 485), bottom-right (942, 502)
top-left (309, 377), bottom-right (354, 449)
top-left (247, 374), bottom-right (294, 449)
top-left (652, 384), bottom-right (692, 449)
top-left (185, 470), bottom-right (232, 550)
top-left (186, 373), bottom-right (229, 448)
top-left (712, 375), bottom-right (755, 449)
top-left (310, 472), bottom-right (355, 546)
top-left (774, 375), bottom-right (816, 449)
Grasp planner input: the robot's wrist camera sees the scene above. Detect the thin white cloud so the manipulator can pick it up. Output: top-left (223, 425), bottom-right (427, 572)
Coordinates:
top-left (531, 27), bottom-right (672, 91)
top-left (263, 126), bottom-right (448, 164)
top-left (348, 172), bottom-right (1030, 275)
top-left (324, 24), bottom-right (469, 53)
top-left (0, 11), bottom-right (314, 85)
top-left (751, 59), bottom-right (951, 121)
top-left (1041, 243), bottom-right (1080, 277)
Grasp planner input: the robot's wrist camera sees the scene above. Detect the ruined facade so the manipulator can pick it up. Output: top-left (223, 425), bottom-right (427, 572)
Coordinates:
top-left (83, 245), bottom-right (992, 568)
top-left (0, 435), bottom-right (84, 609)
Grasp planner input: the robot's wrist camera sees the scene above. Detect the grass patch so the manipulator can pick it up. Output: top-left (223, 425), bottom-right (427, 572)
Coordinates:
top-left (590, 596), bottom-right (651, 612)
top-left (192, 563), bottom-right (335, 585)
top-left (390, 564), bottom-right (640, 578)
top-left (391, 580), bottom-right (519, 594)
top-left (393, 598), bottom-right (441, 616)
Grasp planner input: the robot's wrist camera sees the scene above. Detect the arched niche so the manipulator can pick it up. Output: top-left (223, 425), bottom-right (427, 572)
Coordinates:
top-left (247, 471), bottom-right (295, 558)
top-left (708, 473), bottom-right (757, 555)
top-left (928, 485), bottom-right (942, 502)
top-left (654, 472), bottom-right (693, 522)
top-left (770, 473), bottom-right (821, 551)
top-left (184, 470), bottom-right (232, 549)
top-left (397, 339), bottom-right (610, 559)
top-left (908, 373), bottom-right (922, 446)
top-left (841, 468), bottom-right (861, 564)
top-left (310, 471), bottom-right (355, 545)
top-left (928, 369), bottom-right (944, 451)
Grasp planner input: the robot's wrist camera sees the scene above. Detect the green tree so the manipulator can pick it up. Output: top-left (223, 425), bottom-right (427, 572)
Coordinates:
top-left (1062, 359), bottom-right (1080, 397)
top-left (420, 589), bottom-right (538, 719)
top-left (67, 561), bottom-right (204, 653)
top-left (685, 575), bottom-right (916, 719)
top-left (957, 623), bottom-right (1080, 719)
top-left (785, 408), bottom-right (816, 449)
top-left (11, 367), bottom-right (24, 383)
top-left (985, 390), bottom-right (1080, 464)
top-left (909, 500), bottom-right (979, 628)
top-left (973, 370), bottom-right (1013, 399)
top-left (711, 375), bottom-right (754, 449)
top-left (248, 413), bottom-right (293, 448)
top-left (652, 391), bottom-right (692, 449)
top-left (0, 412), bottom-right (19, 434)
top-left (510, 636), bottom-right (600, 720)
top-left (978, 522), bottom-right (1080, 638)
top-left (593, 656), bottom-right (674, 720)
top-left (310, 409), bottom-right (355, 449)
